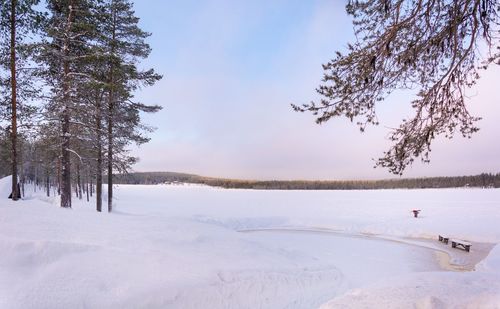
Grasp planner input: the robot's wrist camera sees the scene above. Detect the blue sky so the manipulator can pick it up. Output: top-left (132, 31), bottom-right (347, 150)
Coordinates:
top-left (128, 0), bottom-right (500, 180)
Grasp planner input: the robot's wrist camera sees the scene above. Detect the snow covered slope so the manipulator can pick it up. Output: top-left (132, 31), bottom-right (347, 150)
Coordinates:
top-left (0, 176), bottom-right (499, 308)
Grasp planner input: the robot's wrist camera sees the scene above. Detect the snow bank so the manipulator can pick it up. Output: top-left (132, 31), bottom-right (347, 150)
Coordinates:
top-left (478, 244), bottom-right (500, 273)
top-left (0, 175), bottom-right (11, 198)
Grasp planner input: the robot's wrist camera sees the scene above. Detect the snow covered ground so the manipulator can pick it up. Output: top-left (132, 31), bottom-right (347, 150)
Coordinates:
top-left (0, 176), bottom-right (499, 308)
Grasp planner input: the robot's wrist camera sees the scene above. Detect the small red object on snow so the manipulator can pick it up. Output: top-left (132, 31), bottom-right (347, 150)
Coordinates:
top-left (412, 210), bottom-right (421, 218)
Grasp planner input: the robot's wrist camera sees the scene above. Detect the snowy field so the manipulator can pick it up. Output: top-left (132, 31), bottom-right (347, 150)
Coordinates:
top-left (1, 176), bottom-right (500, 308)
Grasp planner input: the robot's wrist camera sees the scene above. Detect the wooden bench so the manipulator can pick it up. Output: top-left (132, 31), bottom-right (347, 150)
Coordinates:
top-left (438, 235), bottom-right (449, 244)
top-left (451, 239), bottom-right (471, 252)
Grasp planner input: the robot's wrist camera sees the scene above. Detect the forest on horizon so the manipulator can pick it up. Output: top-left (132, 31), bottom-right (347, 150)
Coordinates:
top-left (111, 171), bottom-right (500, 190)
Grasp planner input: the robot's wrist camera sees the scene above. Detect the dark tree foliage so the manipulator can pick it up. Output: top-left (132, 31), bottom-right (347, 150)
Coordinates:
top-left (113, 171), bottom-right (500, 189)
top-left (293, 0), bottom-right (500, 175)
top-left (41, 0), bottom-right (99, 207)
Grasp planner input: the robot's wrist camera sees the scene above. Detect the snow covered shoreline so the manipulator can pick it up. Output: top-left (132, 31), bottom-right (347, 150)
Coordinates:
top-left (239, 227), bottom-right (495, 272)
top-left (1, 177), bottom-right (499, 308)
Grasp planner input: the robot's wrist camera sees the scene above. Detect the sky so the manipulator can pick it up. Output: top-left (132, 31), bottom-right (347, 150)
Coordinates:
top-left (128, 0), bottom-right (500, 180)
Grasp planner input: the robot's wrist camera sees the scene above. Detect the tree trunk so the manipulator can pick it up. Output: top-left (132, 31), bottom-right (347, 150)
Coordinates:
top-left (60, 99), bottom-right (72, 207)
top-left (107, 3), bottom-right (117, 213)
top-left (9, 0), bottom-right (20, 201)
top-left (107, 104), bottom-right (113, 212)
top-left (96, 94), bottom-right (103, 212)
top-left (86, 176), bottom-right (89, 202)
top-left (60, 1), bottom-right (76, 208)
top-left (57, 157), bottom-right (61, 195)
top-left (34, 163), bottom-right (37, 192)
top-left (85, 165), bottom-right (89, 202)
top-left (77, 162), bottom-right (82, 199)
top-left (96, 154), bottom-right (102, 212)
top-left (20, 157), bottom-right (24, 198)
top-left (46, 169), bottom-right (50, 197)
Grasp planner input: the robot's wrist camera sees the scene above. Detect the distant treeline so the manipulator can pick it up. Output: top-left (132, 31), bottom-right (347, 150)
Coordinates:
top-left (111, 172), bottom-right (500, 190)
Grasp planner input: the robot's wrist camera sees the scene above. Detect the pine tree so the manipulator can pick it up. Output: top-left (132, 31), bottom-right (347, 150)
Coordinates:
top-left (41, 0), bottom-right (99, 207)
top-left (0, 0), bottom-right (43, 199)
top-left (293, 0), bottom-right (500, 175)
top-left (98, 0), bottom-right (161, 212)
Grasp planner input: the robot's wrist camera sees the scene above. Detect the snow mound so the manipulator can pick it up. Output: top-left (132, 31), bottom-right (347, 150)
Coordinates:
top-left (477, 244), bottom-right (500, 273)
top-left (320, 271), bottom-right (500, 308)
top-left (0, 175), bottom-right (12, 198)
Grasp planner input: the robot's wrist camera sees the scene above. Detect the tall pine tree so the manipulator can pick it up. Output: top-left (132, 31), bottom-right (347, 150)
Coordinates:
top-left (99, 0), bottom-right (161, 212)
top-left (42, 0), bottom-right (98, 207)
top-left (0, 0), bottom-right (43, 200)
